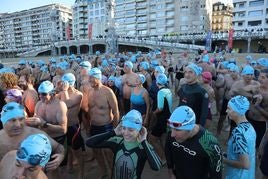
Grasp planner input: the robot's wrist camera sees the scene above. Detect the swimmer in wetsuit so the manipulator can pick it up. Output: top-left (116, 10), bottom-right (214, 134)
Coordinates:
top-left (86, 110), bottom-right (162, 179)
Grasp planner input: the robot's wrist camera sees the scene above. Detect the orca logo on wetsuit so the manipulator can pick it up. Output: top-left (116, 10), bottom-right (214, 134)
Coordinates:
top-left (172, 142), bottom-right (197, 156)
top-left (214, 145), bottom-right (222, 172)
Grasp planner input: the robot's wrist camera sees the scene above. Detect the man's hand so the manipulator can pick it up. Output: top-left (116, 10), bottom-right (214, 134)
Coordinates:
top-left (114, 123), bottom-right (122, 136)
top-left (45, 153), bottom-right (65, 171)
top-left (61, 80), bottom-right (69, 91)
top-left (137, 127), bottom-right (147, 142)
top-left (25, 117), bottom-right (44, 127)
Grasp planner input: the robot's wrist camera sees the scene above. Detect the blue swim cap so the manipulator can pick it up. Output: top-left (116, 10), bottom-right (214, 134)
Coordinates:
top-left (155, 65), bottom-right (165, 74)
top-left (16, 134), bottom-right (52, 167)
top-left (250, 60), bottom-right (257, 66)
top-left (79, 61), bottom-right (92, 70)
top-left (138, 74), bottom-right (146, 84)
top-left (38, 81), bottom-right (54, 94)
top-left (202, 55), bottom-right (209, 63)
top-left (62, 73), bottom-right (76, 86)
top-left (228, 95), bottom-right (250, 116)
top-left (227, 63), bottom-right (240, 73)
top-left (122, 110), bottom-right (143, 131)
top-left (156, 73), bottom-right (168, 85)
top-left (0, 67), bottom-right (15, 74)
top-left (229, 58), bottom-right (236, 65)
top-left (96, 51), bottom-right (100, 56)
top-left (242, 65), bottom-right (254, 75)
top-left (186, 63), bottom-right (202, 76)
top-left (37, 60), bottom-right (45, 67)
top-left (124, 61), bottom-right (133, 69)
top-left (19, 59), bottom-right (26, 65)
top-left (89, 68), bottom-right (102, 80)
top-left (0, 102), bottom-right (25, 126)
top-left (140, 61), bottom-right (149, 70)
top-left (56, 61), bottom-right (68, 70)
top-left (168, 106), bottom-right (196, 131)
top-left (246, 55), bottom-right (253, 61)
top-left (108, 75), bottom-right (116, 82)
top-left (150, 60), bottom-right (159, 67)
top-left (130, 55), bottom-right (137, 63)
top-left (101, 59), bottom-right (109, 68)
top-left (257, 58), bottom-right (268, 68)
top-left (49, 58), bottom-right (57, 63)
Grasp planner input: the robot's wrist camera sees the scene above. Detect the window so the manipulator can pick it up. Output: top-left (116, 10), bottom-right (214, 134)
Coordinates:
top-left (248, 20), bottom-right (262, 26)
top-left (248, 10), bottom-right (263, 17)
top-left (249, 0), bottom-right (264, 7)
top-left (95, 10), bottom-right (99, 15)
top-left (238, 22), bottom-right (243, 26)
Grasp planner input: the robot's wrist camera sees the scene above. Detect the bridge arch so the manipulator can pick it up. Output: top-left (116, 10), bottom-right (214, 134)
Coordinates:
top-left (80, 45), bottom-right (89, 54)
top-left (92, 44), bottom-right (105, 54)
top-left (60, 46), bottom-right (67, 55)
top-left (70, 46), bottom-right (77, 55)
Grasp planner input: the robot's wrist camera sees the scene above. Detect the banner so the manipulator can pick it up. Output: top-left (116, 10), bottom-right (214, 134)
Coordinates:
top-left (88, 23), bottom-right (93, 39)
top-left (205, 31), bottom-right (212, 51)
top-left (66, 25), bottom-right (71, 40)
top-left (228, 28), bottom-right (234, 49)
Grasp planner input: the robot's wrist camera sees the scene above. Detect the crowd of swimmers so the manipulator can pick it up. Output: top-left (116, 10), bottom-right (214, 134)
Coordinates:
top-left (0, 49), bottom-right (267, 179)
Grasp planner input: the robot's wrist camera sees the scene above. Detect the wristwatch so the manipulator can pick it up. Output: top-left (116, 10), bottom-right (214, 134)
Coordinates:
top-left (42, 121), bottom-right (49, 128)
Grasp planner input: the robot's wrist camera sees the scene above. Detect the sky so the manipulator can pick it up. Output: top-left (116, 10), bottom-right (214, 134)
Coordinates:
top-left (0, 0), bottom-right (74, 13)
top-left (0, 0), bottom-right (233, 13)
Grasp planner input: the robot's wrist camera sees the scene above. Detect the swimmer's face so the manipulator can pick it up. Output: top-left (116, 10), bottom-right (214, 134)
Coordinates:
top-left (107, 80), bottom-right (114, 87)
top-left (14, 159), bottom-right (41, 179)
top-left (18, 76), bottom-right (28, 90)
top-left (122, 127), bottom-right (139, 142)
top-left (184, 67), bottom-right (198, 84)
top-left (226, 105), bottom-right (238, 120)
top-left (171, 128), bottom-right (191, 143)
top-left (242, 74), bottom-right (253, 83)
top-left (229, 70), bottom-right (238, 79)
top-left (123, 65), bottom-right (131, 73)
top-left (39, 93), bottom-right (52, 103)
top-left (79, 67), bottom-right (88, 77)
top-left (258, 72), bottom-right (268, 86)
top-left (4, 117), bottom-right (24, 137)
top-left (89, 76), bottom-right (101, 87)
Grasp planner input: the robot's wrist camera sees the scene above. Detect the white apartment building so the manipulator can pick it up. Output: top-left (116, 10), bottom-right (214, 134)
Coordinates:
top-left (114, 0), bottom-right (212, 37)
top-left (232, 0), bottom-right (268, 32)
top-left (177, 0), bottom-right (212, 34)
top-left (72, 0), bottom-right (111, 39)
top-left (0, 4), bottom-right (72, 51)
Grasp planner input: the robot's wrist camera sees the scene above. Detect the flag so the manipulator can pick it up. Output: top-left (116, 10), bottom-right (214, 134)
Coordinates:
top-left (66, 25), bottom-right (71, 40)
top-left (205, 31), bottom-right (212, 51)
top-left (228, 28), bottom-right (234, 49)
top-left (88, 23), bottom-right (93, 39)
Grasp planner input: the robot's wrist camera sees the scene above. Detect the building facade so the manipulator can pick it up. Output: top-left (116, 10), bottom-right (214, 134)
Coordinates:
top-left (212, 2), bottom-right (233, 32)
top-left (232, 0), bottom-right (268, 32)
top-left (0, 4), bottom-right (72, 52)
top-left (114, 0), bottom-right (212, 37)
top-left (177, 0), bottom-right (212, 35)
top-left (72, 0), bottom-right (111, 40)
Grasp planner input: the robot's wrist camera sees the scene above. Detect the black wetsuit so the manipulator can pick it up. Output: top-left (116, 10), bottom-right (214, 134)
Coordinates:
top-left (177, 83), bottom-right (209, 126)
top-left (86, 130), bottom-right (162, 179)
top-left (165, 127), bottom-right (223, 179)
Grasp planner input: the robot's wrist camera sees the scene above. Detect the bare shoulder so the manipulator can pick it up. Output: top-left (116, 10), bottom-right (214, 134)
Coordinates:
top-left (102, 85), bottom-right (114, 94)
top-left (1, 150), bottom-right (16, 162)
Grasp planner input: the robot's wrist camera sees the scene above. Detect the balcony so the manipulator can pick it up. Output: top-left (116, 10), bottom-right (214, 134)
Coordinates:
top-left (137, 2), bottom-right (147, 9)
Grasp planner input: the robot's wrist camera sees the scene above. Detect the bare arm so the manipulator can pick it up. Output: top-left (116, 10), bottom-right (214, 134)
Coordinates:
top-left (107, 88), bottom-right (120, 126)
top-left (143, 90), bottom-right (150, 125)
top-left (59, 90), bottom-right (83, 109)
top-left (223, 154), bottom-right (250, 169)
top-left (44, 102), bottom-right (68, 135)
